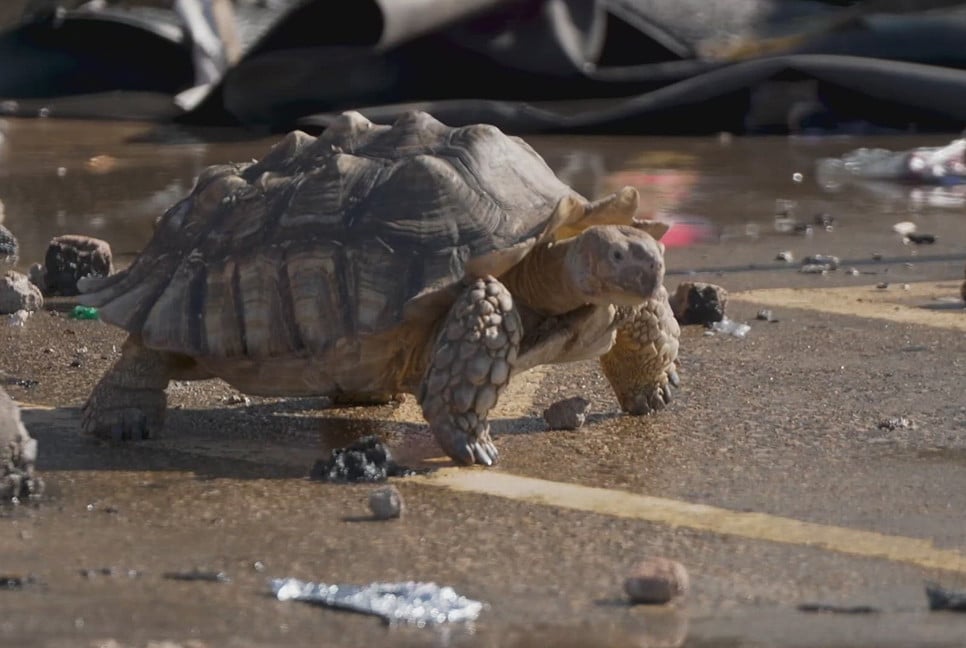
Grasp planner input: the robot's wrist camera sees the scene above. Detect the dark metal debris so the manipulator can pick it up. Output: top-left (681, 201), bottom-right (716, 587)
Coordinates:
top-left (797, 602), bottom-right (880, 614)
top-left (926, 582), bottom-right (966, 611)
top-left (905, 233), bottom-right (936, 244)
top-left (162, 570), bottom-right (231, 583)
top-left (310, 436), bottom-right (429, 483)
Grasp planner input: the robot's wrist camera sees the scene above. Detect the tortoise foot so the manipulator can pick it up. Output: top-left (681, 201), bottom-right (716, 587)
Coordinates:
top-left (420, 276), bottom-right (521, 466)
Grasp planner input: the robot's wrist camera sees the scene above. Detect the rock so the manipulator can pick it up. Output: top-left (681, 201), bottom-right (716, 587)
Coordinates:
top-left (43, 234), bottom-right (113, 296)
top-left (543, 396), bottom-right (591, 430)
top-left (368, 485), bottom-right (404, 520)
top-left (775, 250), bottom-right (794, 263)
top-left (669, 282), bottom-right (728, 325)
top-left (27, 263), bottom-right (46, 293)
top-left (624, 557), bottom-right (689, 605)
top-left (0, 386), bottom-right (44, 500)
top-left (0, 271), bottom-right (43, 315)
top-left (0, 224), bottom-right (17, 267)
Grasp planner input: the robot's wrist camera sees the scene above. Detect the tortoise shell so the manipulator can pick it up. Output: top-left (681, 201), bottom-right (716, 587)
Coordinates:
top-left (80, 111), bottom-right (585, 362)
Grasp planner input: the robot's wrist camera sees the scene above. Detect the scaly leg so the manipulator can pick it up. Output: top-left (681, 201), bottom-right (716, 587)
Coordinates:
top-left (418, 277), bottom-right (521, 466)
top-left (599, 286), bottom-right (681, 414)
top-left (81, 336), bottom-right (177, 441)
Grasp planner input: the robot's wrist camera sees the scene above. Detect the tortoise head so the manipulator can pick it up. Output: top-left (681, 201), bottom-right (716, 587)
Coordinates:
top-left (565, 224), bottom-right (666, 307)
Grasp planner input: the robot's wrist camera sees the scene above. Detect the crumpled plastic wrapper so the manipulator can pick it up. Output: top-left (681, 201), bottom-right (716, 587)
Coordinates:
top-left (271, 578), bottom-right (484, 626)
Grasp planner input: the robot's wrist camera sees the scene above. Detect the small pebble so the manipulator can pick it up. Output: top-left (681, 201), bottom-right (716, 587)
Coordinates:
top-left (756, 309), bottom-right (778, 322)
top-left (846, 267), bottom-right (860, 276)
top-left (624, 557), bottom-right (689, 604)
top-left (876, 282), bottom-right (889, 290)
top-left (543, 396), bottom-right (591, 430)
top-left (368, 485), bottom-right (404, 520)
top-left (872, 252), bottom-right (883, 261)
top-left (775, 250), bottom-right (794, 263)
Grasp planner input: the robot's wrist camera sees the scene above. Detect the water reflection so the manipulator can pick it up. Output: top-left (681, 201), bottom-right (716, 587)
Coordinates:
top-left (0, 116), bottom-right (963, 275)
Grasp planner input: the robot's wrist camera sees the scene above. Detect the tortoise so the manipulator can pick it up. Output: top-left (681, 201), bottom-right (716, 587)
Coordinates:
top-left (79, 111), bottom-right (680, 466)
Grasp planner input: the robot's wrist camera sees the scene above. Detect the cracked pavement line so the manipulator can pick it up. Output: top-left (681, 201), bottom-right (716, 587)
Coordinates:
top-left (730, 281), bottom-right (966, 331)
top-left (411, 469), bottom-right (966, 575)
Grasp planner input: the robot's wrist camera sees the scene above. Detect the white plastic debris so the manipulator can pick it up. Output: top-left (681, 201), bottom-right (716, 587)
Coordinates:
top-left (271, 578), bottom-right (484, 626)
top-left (710, 317), bottom-right (751, 338)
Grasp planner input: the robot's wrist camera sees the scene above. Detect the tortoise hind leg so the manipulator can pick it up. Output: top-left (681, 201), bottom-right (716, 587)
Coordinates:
top-left (599, 288), bottom-right (681, 415)
top-left (82, 335), bottom-right (201, 441)
top-left (418, 276), bottom-right (521, 466)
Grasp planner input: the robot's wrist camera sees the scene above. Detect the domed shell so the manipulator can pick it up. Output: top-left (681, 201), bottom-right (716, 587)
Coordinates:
top-left (79, 111), bottom-right (584, 360)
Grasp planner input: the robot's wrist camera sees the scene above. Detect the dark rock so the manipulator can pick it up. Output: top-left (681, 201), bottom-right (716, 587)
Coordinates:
top-left (163, 570), bottom-right (230, 583)
top-left (43, 235), bottom-right (113, 296)
top-left (670, 282), bottom-right (728, 325)
top-left (798, 602), bottom-right (880, 614)
top-left (543, 396), bottom-right (591, 430)
top-left (0, 271), bottom-right (43, 315)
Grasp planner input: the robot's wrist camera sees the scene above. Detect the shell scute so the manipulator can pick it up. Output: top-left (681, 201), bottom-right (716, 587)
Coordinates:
top-left (79, 111), bottom-right (580, 361)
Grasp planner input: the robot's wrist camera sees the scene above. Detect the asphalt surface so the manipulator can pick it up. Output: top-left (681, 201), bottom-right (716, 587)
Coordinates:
top-left (1, 118), bottom-right (965, 647)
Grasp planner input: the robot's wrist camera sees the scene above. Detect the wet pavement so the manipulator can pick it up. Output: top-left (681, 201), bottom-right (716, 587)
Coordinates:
top-left (1, 116), bottom-right (965, 647)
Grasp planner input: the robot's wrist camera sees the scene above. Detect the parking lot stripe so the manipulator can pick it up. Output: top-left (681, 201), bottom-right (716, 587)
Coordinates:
top-left (414, 468), bottom-right (966, 574)
top-left (730, 282), bottom-right (966, 331)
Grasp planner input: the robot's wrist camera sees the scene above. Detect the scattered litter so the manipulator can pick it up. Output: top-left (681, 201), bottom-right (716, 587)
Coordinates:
top-left (369, 485), bottom-right (404, 520)
top-left (802, 255), bottom-right (840, 271)
top-left (624, 557), bottom-right (689, 605)
top-left (0, 574), bottom-right (39, 590)
top-left (223, 394), bottom-right (251, 406)
top-left (80, 567), bottom-right (140, 579)
top-left (905, 233), bottom-right (936, 245)
top-left (7, 310), bottom-right (29, 327)
top-left (543, 396), bottom-right (591, 430)
top-left (272, 578), bottom-right (485, 626)
top-left (670, 282), bottom-right (728, 325)
top-left (813, 213), bottom-right (835, 231)
top-left (68, 305), bottom-right (99, 320)
top-left (775, 250), bottom-right (794, 263)
top-left (755, 309), bottom-right (778, 322)
top-left (892, 221), bottom-right (917, 236)
top-left (800, 264), bottom-right (828, 275)
top-left (310, 436), bottom-right (428, 483)
top-left (162, 570), bottom-right (231, 583)
top-left (926, 582), bottom-right (966, 611)
top-left (877, 417), bottom-right (915, 431)
top-left (710, 317), bottom-right (750, 338)
top-left (816, 138), bottom-right (966, 187)
top-left (797, 602), bottom-right (880, 614)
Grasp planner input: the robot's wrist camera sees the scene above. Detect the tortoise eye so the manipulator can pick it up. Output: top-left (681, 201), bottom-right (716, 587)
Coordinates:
top-left (612, 250), bottom-right (624, 261)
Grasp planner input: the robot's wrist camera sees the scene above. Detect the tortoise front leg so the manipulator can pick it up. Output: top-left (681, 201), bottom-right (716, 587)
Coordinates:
top-left (418, 277), bottom-right (521, 466)
top-left (81, 336), bottom-right (197, 441)
top-left (599, 287), bottom-right (681, 415)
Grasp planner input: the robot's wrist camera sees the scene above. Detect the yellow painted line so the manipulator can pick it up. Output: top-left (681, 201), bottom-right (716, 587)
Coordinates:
top-left (411, 468), bottom-right (966, 574)
top-left (730, 282), bottom-right (966, 331)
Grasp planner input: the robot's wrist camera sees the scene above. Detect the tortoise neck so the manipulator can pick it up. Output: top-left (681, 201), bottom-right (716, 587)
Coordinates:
top-left (498, 238), bottom-right (587, 315)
